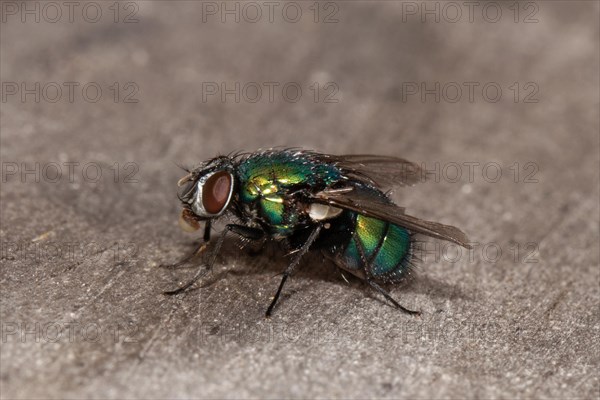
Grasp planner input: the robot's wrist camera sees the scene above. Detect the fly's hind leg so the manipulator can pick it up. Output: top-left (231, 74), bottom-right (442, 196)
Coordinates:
top-left (365, 278), bottom-right (420, 316)
top-left (164, 224), bottom-right (264, 295)
top-left (354, 237), bottom-right (420, 316)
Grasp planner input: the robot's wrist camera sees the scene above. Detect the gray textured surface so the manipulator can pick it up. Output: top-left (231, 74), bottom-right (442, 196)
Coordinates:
top-left (1, 1), bottom-right (599, 399)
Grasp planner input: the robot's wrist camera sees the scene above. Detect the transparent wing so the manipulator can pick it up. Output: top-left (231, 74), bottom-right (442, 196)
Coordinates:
top-left (313, 186), bottom-right (472, 249)
top-left (315, 153), bottom-right (427, 189)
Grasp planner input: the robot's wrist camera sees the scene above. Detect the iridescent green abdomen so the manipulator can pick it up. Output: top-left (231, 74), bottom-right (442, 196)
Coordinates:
top-left (339, 213), bottom-right (413, 282)
top-left (236, 151), bottom-right (341, 234)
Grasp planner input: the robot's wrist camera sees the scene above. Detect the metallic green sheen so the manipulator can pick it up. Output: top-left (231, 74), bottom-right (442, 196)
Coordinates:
top-left (354, 214), bottom-right (386, 258)
top-left (232, 150), bottom-right (413, 277)
top-left (342, 213), bottom-right (411, 279)
top-left (260, 199), bottom-right (285, 225)
top-left (372, 224), bottom-right (411, 277)
top-left (236, 151), bottom-right (341, 234)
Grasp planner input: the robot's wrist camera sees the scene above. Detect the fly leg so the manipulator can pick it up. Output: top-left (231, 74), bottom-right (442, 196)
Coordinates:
top-left (266, 224), bottom-right (322, 317)
top-left (365, 278), bottom-right (420, 316)
top-left (164, 224), bottom-right (264, 295)
top-left (161, 221), bottom-right (213, 269)
top-left (355, 237), bottom-right (420, 316)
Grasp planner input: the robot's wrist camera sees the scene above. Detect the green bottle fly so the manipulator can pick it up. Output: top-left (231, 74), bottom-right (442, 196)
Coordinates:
top-left (167, 149), bottom-right (472, 317)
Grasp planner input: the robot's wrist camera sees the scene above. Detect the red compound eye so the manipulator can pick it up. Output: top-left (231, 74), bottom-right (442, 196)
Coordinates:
top-left (202, 171), bottom-right (232, 214)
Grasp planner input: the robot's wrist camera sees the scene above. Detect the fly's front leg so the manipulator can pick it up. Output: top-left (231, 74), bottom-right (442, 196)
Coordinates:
top-left (164, 224), bottom-right (264, 295)
top-left (160, 221), bottom-right (213, 269)
top-left (203, 220), bottom-right (212, 242)
top-left (266, 224), bottom-right (323, 317)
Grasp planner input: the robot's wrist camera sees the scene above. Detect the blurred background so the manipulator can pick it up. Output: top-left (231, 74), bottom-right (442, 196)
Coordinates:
top-left (1, 1), bottom-right (598, 398)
